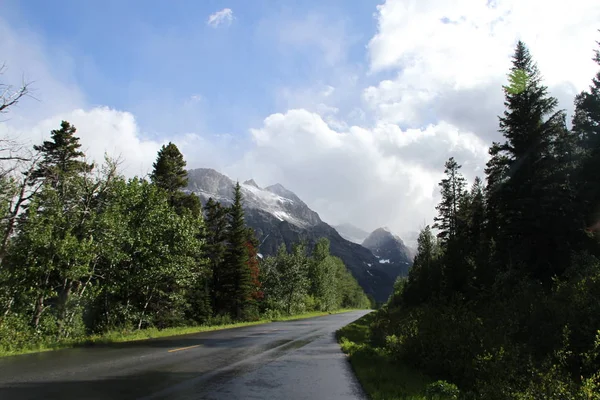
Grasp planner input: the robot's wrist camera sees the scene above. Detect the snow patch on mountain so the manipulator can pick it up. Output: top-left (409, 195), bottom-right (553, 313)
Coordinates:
top-left (186, 169), bottom-right (320, 229)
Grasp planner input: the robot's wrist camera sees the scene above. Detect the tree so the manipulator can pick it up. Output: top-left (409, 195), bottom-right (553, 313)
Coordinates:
top-left (433, 157), bottom-right (467, 243)
top-left (403, 226), bottom-right (442, 305)
top-left (30, 121), bottom-right (93, 188)
top-left (281, 242), bottom-right (309, 315)
top-left (12, 121), bottom-right (95, 334)
top-left (223, 182), bottom-right (252, 319)
top-left (150, 142), bottom-right (202, 217)
top-left (150, 142), bottom-right (187, 194)
top-left (4, 156), bottom-right (119, 336)
top-left (486, 41), bottom-right (570, 281)
top-left (308, 238), bottom-right (337, 311)
top-left (203, 198), bottom-right (229, 315)
top-left (573, 39), bottom-right (600, 237)
top-left (245, 228), bottom-right (263, 305)
top-left (89, 178), bottom-right (203, 330)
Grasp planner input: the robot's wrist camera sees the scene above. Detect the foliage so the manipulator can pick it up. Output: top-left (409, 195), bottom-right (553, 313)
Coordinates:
top-left (358, 38), bottom-right (600, 399)
top-left (337, 312), bottom-right (433, 400)
top-left (424, 381), bottom-right (460, 400)
top-left (260, 238), bottom-right (370, 315)
top-left (150, 142), bottom-right (188, 194)
top-left (0, 122), bottom-right (370, 355)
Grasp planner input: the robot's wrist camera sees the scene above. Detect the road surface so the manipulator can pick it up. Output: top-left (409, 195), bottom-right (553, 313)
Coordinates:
top-left (0, 310), bottom-right (370, 400)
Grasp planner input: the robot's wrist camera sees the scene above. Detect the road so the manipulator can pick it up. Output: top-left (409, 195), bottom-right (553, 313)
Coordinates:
top-left (0, 310), bottom-right (370, 400)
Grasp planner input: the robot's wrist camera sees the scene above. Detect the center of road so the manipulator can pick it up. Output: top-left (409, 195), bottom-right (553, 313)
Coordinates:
top-left (167, 345), bottom-right (202, 353)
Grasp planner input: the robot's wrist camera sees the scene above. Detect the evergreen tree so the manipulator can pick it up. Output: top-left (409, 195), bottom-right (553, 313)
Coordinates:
top-left (486, 41), bottom-right (569, 281)
top-left (150, 142), bottom-right (187, 194)
top-left (223, 182), bottom-right (252, 319)
top-left (433, 157), bottom-right (467, 243)
top-left (30, 121), bottom-right (93, 187)
top-left (573, 39), bottom-right (600, 236)
top-left (203, 198), bottom-right (229, 315)
top-left (150, 142), bottom-right (201, 217)
top-left (403, 226), bottom-right (441, 305)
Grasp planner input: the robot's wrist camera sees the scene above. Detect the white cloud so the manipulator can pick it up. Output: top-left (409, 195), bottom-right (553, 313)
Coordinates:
top-left (227, 109), bottom-right (489, 241)
top-left (0, 107), bottom-right (236, 179)
top-left (207, 8), bottom-right (234, 28)
top-left (365, 0), bottom-right (600, 136)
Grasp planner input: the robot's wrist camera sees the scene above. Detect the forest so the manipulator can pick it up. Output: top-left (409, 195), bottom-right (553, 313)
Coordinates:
top-left (357, 39), bottom-right (600, 398)
top-left (0, 109), bottom-right (369, 354)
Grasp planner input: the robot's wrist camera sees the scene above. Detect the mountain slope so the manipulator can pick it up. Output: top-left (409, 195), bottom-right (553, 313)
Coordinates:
top-left (185, 168), bottom-right (398, 302)
top-left (362, 227), bottom-right (414, 282)
top-left (333, 223), bottom-right (370, 244)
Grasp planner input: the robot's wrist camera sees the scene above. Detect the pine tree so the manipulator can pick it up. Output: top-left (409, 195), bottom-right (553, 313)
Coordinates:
top-left (30, 120), bottom-right (93, 188)
top-left (223, 182), bottom-right (251, 319)
top-left (573, 39), bottom-right (600, 236)
top-left (150, 142), bottom-right (188, 194)
top-left (403, 225), bottom-right (441, 305)
top-left (433, 157), bottom-right (467, 243)
top-left (150, 142), bottom-right (202, 217)
top-left (486, 41), bottom-right (569, 281)
top-left (203, 197), bottom-right (229, 315)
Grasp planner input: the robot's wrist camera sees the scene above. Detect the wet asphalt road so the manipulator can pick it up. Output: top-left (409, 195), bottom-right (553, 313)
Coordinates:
top-left (0, 310), bottom-right (370, 400)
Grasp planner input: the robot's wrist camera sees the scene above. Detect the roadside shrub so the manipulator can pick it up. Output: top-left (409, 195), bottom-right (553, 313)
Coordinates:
top-left (0, 314), bottom-right (36, 353)
top-left (384, 334), bottom-right (404, 360)
top-left (425, 380), bottom-right (460, 400)
top-left (261, 308), bottom-right (282, 320)
top-left (205, 314), bottom-right (233, 326)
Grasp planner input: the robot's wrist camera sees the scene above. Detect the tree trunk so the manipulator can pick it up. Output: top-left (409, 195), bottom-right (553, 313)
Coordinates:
top-left (137, 287), bottom-right (154, 330)
top-left (0, 296), bottom-right (14, 326)
top-left (56, 279), bottom-right (74, 338)
top-left (31, 294), bottom-right (45, 329)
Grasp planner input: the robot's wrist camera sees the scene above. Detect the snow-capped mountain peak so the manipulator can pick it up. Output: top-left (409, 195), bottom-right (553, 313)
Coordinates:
top-left (243, 179), bottom-right (261, 189)
top-left (185, 167), bottom-right (413, 303)
top-left (186, 168), bottom-right (321, 228)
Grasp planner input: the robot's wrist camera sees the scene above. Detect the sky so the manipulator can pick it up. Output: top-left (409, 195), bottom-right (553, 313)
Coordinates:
top-left (1, 0), bottom-right (599, 244)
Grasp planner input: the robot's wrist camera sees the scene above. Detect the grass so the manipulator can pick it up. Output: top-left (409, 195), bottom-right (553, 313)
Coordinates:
top-left (0, 308), bottom-right (361, 358)
top-left (336, 312), bottom-right (434, 400)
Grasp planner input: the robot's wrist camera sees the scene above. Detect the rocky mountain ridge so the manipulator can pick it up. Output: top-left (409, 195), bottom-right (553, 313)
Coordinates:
top-left (185, 168), bottom-right (412, 302)
top-left (362, 227), bottom-right (414, 279)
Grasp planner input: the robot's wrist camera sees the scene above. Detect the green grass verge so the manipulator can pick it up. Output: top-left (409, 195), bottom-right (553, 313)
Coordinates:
top-left (0, 308), bottom-right (362, 358)
top-left (336, 312), bottom-right (433, 400)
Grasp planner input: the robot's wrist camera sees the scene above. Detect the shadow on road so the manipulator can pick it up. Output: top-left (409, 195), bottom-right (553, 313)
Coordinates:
top-left (0, 370), bottom-right (203, 400)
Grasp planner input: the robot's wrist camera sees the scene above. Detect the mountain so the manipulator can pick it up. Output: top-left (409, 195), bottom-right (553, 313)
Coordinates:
top-left (333, 223), bottom-right (370, 244)
top-left (362, 227), bottom-right (414, 280)
top-left (185, 168), bottom-right (401, 302)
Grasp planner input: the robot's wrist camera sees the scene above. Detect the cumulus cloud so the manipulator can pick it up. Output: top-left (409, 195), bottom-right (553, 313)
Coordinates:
top-left (0, 107), bottom-right (233, 179)
top-left (227, 109), bottom-right (489, 241)
top-left (365, 0), bottom-right (600, 136)
top-left (207, 8), bottom-right (234, 28)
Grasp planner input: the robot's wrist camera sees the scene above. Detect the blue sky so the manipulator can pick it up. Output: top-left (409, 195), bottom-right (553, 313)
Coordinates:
top-left (3, 0), bottom-right (381, 139)
top-left (1, 0), bottom-right (598, 239)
